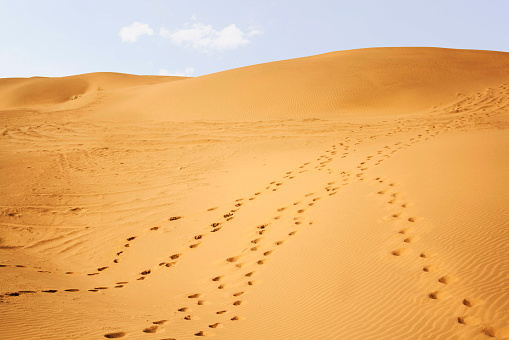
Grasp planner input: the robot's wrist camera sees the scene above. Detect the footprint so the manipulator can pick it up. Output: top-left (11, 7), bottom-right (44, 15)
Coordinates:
top-left (263, 250), bottom-right (274, 256)
top-left (140, 270), bottom-right (151, 275)
top-left (422, 265), bottom-right (441, 273)
top-left (256, 259), bottom-right (267, 265)
top-left (169, 216), bottom-right (182, 221)
top-left (275, 240), bottom-right (286, 246)
top-left (483, 326), bottom-right (509, 338)
top-left (194, 331), bottom-right (208, 337)
top-left (233, 300), bottom-right (242, 306)
top-left (65, 289), bottom-right (80, 292)
top-left (428, 291), bottom-right (451, 300)
top-left (104, 332), bottom-right (126, 338)
top-left (227, 256), bottom-right (241, 263)
top-left (288, 231), bottom-right (298, 236)
top-left (233, 292), bottom-right (244, 297)
top-left (153, 320), bottom-right (167, 325)
top-left (457, 316), bottom-right (481, 326)
top-left (178, 307), bottom-right (189, 312)
top-left (209, 323), bottom-right (223, 329)
top-left (438, 275), bottom-right (458, 284)
top-left (189, 243), bottom-right (200, 248)
top-left (188, 293), bottom-right (201, 299)
top-left (398, 227), bottom-right (415, 235)
top-left (245, 271), bottom-right (255, 277)
top-left (143, 326), bottom-right (158, 333)
top-left (404, 235), bottom-right (420, 243)
top-left (462, 298), bottom-right (484, 307)
top-left (216, 310), bottom-right (228, 314)
top-left (407, 217), bottom-right (423, 223)
top-left (126, 236), bottom-right (136, 241)
top-left (420, 252), bottom-right (438, 258)
top-left (212, 276), bottom-right (223, 282)
top-left (42, 290), bottom-right (57, 293)
top-left (391, 248), bottom-right (413, 256)
top-left (231, 316), bottom-right (241, 321)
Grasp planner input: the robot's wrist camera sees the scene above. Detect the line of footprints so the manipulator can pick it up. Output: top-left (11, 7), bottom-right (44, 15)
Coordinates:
top-left (5, 117), bottom-right (504, 338)
top-left (374, 176), bottom-right (506, 338)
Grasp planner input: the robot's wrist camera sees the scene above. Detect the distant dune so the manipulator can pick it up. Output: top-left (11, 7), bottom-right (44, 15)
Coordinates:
top-left (1, 48), bottom-right (508, 339)
top-left (2, 47), bottom-right (509, 121)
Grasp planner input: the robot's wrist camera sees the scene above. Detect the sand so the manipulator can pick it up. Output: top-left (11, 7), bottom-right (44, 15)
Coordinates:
top-left (0, 47), bottom-right (508, 339)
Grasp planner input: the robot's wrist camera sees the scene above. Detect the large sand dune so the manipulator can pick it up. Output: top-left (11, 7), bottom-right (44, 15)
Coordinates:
top-left (1, 47), bottom-right (508, 339)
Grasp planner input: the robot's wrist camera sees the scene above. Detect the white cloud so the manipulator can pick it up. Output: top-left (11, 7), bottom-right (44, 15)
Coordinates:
top-left (159, 67), bottom-right (195, 77)
top-left (160, 23), bottom-right (254, 53)
top-left (119, 22), bottom-right (154, 42)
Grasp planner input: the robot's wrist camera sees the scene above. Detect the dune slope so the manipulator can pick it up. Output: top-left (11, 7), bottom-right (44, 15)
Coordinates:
top-left (1, 48), bottom-right (508, 339)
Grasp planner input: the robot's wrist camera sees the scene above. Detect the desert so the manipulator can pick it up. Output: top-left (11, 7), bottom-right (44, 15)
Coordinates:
top-left (1, 47), bottom-right (508, 339)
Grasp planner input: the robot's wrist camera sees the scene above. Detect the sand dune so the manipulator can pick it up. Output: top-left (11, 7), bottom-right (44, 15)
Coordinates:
top-left (1, 48), bottom-right (508, 339)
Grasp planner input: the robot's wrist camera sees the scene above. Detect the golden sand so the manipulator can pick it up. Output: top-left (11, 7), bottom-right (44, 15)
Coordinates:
top-left (1, 47), bottom-right (508, 339)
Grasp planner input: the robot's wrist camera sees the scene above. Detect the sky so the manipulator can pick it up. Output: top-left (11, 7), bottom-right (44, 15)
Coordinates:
top-left (1, 0), bottom-right (508, 78)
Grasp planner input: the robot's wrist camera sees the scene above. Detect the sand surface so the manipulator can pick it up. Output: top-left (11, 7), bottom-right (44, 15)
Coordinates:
top-left (1, 47), bottom-right (508, 339)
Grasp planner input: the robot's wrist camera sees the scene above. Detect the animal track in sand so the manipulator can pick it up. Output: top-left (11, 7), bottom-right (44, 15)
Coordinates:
top-left (189, 242), bottom-right (201, 248)
top-left (104, 332), bottom-right (126, 338)
top-left (407, 217), bottom-right (423, 223)
top-left (422, 265), bottom-right (441, 273)
top-left (420, 252), bottom-right (438, 258)
top-left (226, 256), bottom-right (241, 263)
top-left (143, 325), bottom-right (159, 333)
top-left (428, 291), bottom-right (451, 300)
top-left (403, 235), bottom-right (420, 243)
top-left (209, 323), bottom-right (223, 329)
top-left (457, 316), bottom-right (481, 326)
top-left (233, 292), bottom-right (244, 297)
top-left (483, 326), bottom-right (509, 338)
top-left (462, 298), bottom-right (484, 307)
top-left (398, 227), bottom-right (415, 235)
top-left (438, 275), bottom-right (458, 284)
top-left (245, 271), bottom-right (255, 277)
top-left (391, 248), bottom-right (413, 256)
top-left (216, 310), bottom-right (228, 314)
top-left (212, 276), bottom-right (223, 282)
top-left (153, 320), bottom-right (167, 325)
top-left (188, 293), bottom-right (201, 299)
top-left (233, 300), bottom-right (242, 306)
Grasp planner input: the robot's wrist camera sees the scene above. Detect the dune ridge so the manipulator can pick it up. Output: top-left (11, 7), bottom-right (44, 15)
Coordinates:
top-left (1, 47), bottom-right (508, 339)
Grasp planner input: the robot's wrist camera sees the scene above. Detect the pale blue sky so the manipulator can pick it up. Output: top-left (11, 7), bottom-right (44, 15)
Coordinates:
top-left (1, 0), bottom-right (508, 78)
